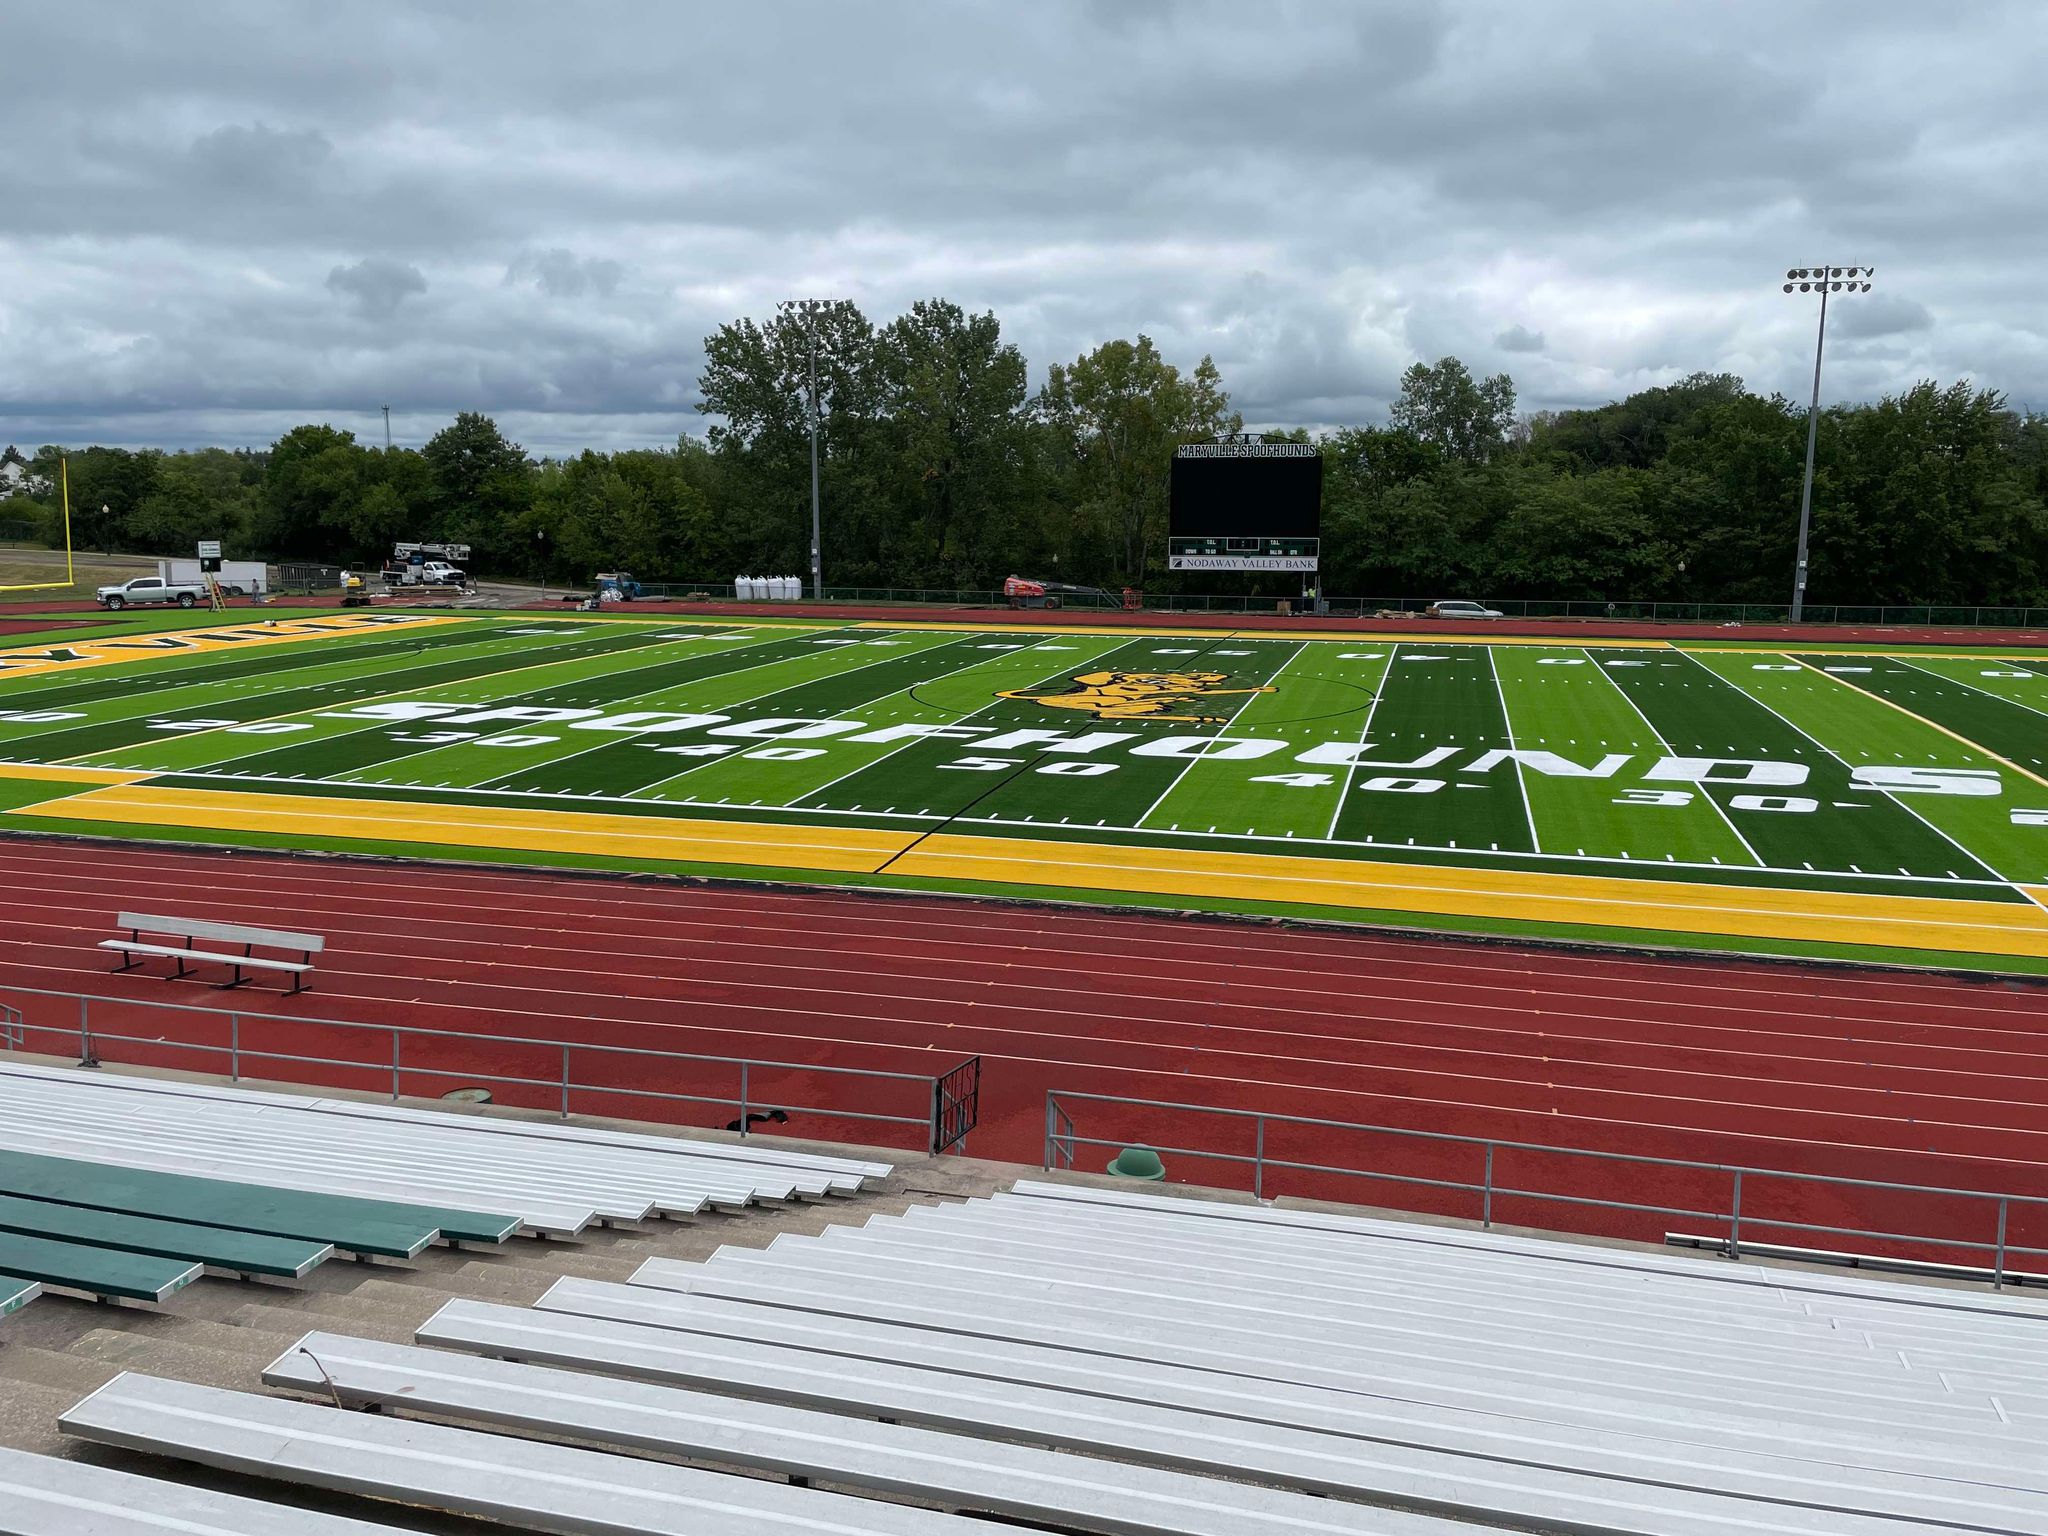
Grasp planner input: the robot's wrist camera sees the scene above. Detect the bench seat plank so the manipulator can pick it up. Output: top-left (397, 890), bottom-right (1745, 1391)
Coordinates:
top-left (0, 1108), bottom-right (597, 1237)
top-left (0, 1192), bottom-right (331, 1278)
top-left (0, 1229), bottom-right (200, 1302)
top-left (114, 912), bottom-right (324, 953)
top-left (0, 1149), bottom-right (502, 1257)
top-left (266, 1330), bottom-right (1463, 1536)
top-left (99, 940), bottom-right (310, 973)
top-left (426, 1297), bottom-right (2021, 1536)
top-left (0, 1443), bottom-right (406, 1535)
top-left (0, 1274), bottom-right (41, 1314)
top-left (64, 1373), bottom-right (992, 1536)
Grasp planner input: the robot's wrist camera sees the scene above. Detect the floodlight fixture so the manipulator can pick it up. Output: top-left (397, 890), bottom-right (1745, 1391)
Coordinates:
top-left (1778, 263), bottom-right (1876, 622)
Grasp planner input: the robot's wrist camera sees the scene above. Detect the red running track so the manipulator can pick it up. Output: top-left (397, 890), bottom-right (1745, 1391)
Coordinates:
top-left (1, 836), bottom-right (2045, 1258)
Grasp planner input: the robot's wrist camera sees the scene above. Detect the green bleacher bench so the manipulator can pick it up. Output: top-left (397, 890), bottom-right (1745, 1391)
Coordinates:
top-left (0, 1150), bottom-right (518, 1258)
top-left (0, 1192), bottom-right (332, 1279)
top-left (0, 1229), bottom-right (200, 1303)
top-left (0, 1275), bottom-right (41, 1315)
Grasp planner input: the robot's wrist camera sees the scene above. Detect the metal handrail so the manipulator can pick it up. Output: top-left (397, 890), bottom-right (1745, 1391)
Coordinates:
top-left (0, 1004), bottom-right (20, 1051)
top-left (1045, 1090), bottom-right (2048, 1291)
top-left (0, 985), bottom-right (960, 1153)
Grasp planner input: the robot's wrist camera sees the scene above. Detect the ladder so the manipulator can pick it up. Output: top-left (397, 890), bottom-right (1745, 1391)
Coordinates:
top-left (206, 575), bottom-right (227, 612)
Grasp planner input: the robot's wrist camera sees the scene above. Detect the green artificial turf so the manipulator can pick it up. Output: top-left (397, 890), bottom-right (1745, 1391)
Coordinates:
top-left (2, 610), bottom-right (2044, 970)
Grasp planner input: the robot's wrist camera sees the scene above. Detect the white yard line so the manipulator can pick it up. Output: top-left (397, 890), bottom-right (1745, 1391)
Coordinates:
top-left (1321, 643), bottom-right (1398, 841)
top-left (454, 630), bottom-right (975, 796)
top-left (1484, 644), bottom-right (1541, 854)
top-left (1135, 641), bottom-right (1308, 829)
top-left (1893, 657), bottom-right (2048, 724)
top-left (777, 635), bottom-right (1136, 809)
top-left (1683, 650), bottom-right (2017, 887)
top-left (1587, 646), bottom-right (1766, 868)
top-left (61, 626), bottom-right (773, 770)
top-left (51, 760), bottom-right (2022, 891)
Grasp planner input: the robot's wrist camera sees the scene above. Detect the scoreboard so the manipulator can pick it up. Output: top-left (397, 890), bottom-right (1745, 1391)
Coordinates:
top-left (1168, 440), bottom-right (1322, 572)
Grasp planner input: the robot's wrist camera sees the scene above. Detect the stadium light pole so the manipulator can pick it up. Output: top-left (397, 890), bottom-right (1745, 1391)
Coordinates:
top-left (381, 404), bottom-right (392, 452)
top-left (793, 300), bottom-right (826, 601)
top-left (1781, 265), bottom-right (1873, 623)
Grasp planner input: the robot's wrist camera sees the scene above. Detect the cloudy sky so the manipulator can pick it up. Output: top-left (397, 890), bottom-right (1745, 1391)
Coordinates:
top-left (2, 0), bottom-right (2044, 457)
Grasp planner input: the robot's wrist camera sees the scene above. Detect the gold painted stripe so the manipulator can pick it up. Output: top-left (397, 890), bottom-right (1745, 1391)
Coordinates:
top-left (889, 834), bottom-right (2048, 960)
top-left (0, 763), bottom-right (152, 786)
top-left (1791, 658), bottom-right (2048, 793)
top-left (17, 782), bottom-right (2046, 959)
top-left (11, 785), bottom-right (913, 874)
top-left (0, 614), bottom-right (463, 681)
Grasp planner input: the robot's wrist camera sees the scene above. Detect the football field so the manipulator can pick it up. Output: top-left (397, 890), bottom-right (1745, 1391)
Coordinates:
top-left (2, 609), bottom-right (2046, 971)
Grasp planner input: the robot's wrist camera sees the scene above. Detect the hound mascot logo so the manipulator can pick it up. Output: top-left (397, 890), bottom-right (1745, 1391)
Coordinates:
top-left (997, 670), bottom-right (1274, 723)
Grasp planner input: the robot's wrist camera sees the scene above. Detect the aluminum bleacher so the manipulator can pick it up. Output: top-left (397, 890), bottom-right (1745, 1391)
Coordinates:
top-left (259, 1330), bottom-right (1448, 1536)
top-left (0, 1443), bottom-right (409, 1535)
top-left (22, 1176), bottom-right (2048, 1533)
top-left (61, 1372), bottom-right (1007, 1536)
top-left (0, 1061), bottom-right (885, 1238)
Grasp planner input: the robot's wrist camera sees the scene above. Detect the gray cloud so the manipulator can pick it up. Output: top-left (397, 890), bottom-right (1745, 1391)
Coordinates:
top-left (1829, 293), bottom-right (1935, 339)
top-left (506, 248), bottom-right (625, 299)
top-left (0, 0), bottom-right (2044, 453)
top-left (326, 257), bottom-right (427, 320)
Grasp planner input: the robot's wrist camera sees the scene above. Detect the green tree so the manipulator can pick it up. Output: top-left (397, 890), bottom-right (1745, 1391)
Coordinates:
top-left (259, 424), bottom-right (368, 562)
top-left (1390, 357), bottom-right (1517, 463)
top-left (60, 447), bottom-right (159, 553)
top-left (1038, 336), bottom-right (1238, 581)
top-left (422, 412), bottom-right (531, 562)
top-left (699, 300), bottom-right (887, 584)
top-left (876, 299), bottom-right (1030, 582)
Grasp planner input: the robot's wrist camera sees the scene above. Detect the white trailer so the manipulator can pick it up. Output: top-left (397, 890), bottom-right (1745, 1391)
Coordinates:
top-left (158, 559), bottom-right (268, 596)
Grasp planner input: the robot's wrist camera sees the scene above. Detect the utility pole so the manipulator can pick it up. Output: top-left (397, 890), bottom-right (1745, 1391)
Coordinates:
top-left (381, 405), bottom-right (392, 451)
top-left (1780, 266), bottom-right (1873, 623)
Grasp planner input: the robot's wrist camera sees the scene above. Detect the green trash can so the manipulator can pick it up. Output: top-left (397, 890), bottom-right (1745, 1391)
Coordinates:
top-left (1106, 1146), bottom-right (1166, 1181)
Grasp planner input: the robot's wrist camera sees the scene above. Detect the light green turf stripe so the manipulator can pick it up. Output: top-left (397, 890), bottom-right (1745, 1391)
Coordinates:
top-left (334, 629), bottom-right (966, 791)
top-left (0, 619), bottom-right (553, 748)
top-left (1129, 641), bottom-right (1308, 834)
top-left (630, 635), bottom-right (1132, 808)
top-left (76, 628), bottom-right (776, 775)
top-left (1690, 651), bottom-right (2035, 885)
top-left (1138, 641), bottom-right (1386, 840)
top-left (1493, 646), bottom-right (1761, 868)
top-left (1899, 655), bottom-right (2048, 718)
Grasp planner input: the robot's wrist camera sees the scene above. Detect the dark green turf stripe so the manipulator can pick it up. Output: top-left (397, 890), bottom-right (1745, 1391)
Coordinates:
top-left (1, 627), bottom-right (682, 764)
top-left (197, 631), bottom-right (831, 785)
top-left (800, 635), bottom-right (1298, 830)
top-left (1805, 656), bottom-right (2048, 777)
top-left (1326, 644), bottom-right (1535, 853)
top-left (472, 635), bottom-right (997, 798)
top-left (0, 620), bottom-right (506, 708)
top-left (133, 762), bottom-right (2013, 905)
top-left (1605, 648), bottom-right (2017, 892)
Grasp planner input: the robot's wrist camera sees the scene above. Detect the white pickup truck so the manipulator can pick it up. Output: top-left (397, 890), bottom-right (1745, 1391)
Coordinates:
top-left (97, 576), bottom-right (207, 610)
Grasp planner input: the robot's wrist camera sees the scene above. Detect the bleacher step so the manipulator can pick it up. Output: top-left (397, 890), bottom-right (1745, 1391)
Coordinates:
top-left (0, 1343), bottom-right (119, 1400)
top-left (112, 1315), bottom-right (306, 1359)
top-left (456, 1250), bottom-right (646, 1284)
top-left (0, 1378), bottom-right (78, 1457)
top-left (65, 1329), bottom-right (267, 1393)
top-left (224, 1302), bottom-right (416, 1348)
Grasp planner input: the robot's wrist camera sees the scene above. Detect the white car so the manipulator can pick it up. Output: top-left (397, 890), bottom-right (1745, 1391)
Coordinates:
top-left (1427, 600), bottom-right (1504, 620)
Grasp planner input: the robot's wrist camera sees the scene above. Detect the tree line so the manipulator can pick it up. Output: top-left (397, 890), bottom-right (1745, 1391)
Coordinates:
top-left (5, 296), bottom-right (2045, 604)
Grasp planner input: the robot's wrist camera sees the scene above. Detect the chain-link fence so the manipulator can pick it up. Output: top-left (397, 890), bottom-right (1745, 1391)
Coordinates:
top-left (624, 582), bottom-right (2048, 628)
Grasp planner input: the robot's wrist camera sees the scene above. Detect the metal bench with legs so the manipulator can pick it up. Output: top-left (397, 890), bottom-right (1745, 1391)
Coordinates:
top-left (101, 911), bottom-right (323, 994)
